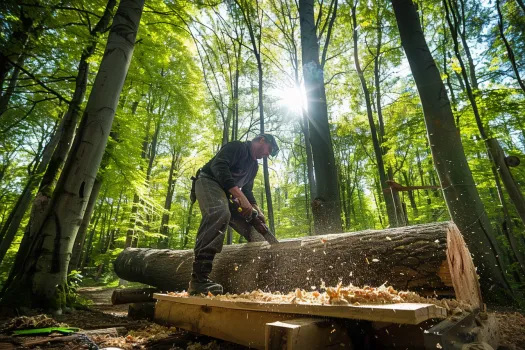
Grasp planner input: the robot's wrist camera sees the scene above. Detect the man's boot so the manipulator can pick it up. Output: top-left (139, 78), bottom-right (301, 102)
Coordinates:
top-left (188, 260), bottom-right (223, 296)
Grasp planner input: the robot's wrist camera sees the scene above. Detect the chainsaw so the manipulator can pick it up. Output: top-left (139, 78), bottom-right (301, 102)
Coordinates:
top-left (228, 194), bottom-right (279, 244)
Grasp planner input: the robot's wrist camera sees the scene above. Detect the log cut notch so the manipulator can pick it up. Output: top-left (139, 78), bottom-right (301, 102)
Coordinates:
top-left (114, 222), bottom-right (482, 308)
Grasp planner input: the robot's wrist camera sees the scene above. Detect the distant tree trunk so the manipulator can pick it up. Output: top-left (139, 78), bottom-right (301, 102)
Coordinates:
top-left (402, 170), bottom-right (419, 218)
top-left (299, 0), bottom-right (342, 235)
top-left (351, 3), bottom-right (400, 227)
top-left (81, 203), bottom-right (104, 271)
top-left (125, 101), bottom-right (146, 249)
top-left (445, 0), bottom-right (525, 231)
top-left (391, 0), bottom-right (514, 303)
top-left (0, 121), bottom-right (61, 265)
top-left (182, 201), bottom-right (195, 249)
top-left (0, 0), bottom-right (144, 311)
top-left (0, 58), bottom-right (23, 116)
top-left (159, 150), bottom-right (178, 248)
top-left (496, 0), bottom-right (525, 93)
top-left (301, 113), bottom-right (316, 202)
top-left (234, 0), bottom-right (275, 234)
top-left (0, 3), bottom-right (36, 90)
top-left (231, 45), bottom-right (241, 141)
top-left (69, 178), bottom-right (103, 272)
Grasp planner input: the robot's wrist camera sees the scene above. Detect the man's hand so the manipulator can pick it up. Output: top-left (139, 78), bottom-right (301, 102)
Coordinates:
top-left (229, 186), bottom-right (253, 218)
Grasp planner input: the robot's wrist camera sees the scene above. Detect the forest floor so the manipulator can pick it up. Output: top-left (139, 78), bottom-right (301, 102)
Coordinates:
top-left (0, 286), bottom-right (246, 350)
top-left (0, 286), bottom-right (524, 349)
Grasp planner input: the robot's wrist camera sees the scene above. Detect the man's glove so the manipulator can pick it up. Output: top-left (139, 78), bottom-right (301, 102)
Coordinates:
top-left (229, 194), bottom-right (253, 219)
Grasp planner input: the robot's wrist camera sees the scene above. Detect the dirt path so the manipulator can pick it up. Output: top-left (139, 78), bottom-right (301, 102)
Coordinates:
top-left (78, 287), bottom-right (128, 317)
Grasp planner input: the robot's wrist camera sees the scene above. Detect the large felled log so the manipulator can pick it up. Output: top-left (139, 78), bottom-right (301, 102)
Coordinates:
top-left (114, 222), bottom-right (482, 308)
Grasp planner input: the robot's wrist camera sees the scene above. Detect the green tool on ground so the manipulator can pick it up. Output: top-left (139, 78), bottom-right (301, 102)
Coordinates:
top-left (13, 327), bottom-right (80, 336)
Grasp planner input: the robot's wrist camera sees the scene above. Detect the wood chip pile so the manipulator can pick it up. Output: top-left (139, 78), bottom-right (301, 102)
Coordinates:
top-left (168, 282), bottom-right (472, 314)
top-left (90, 323), bottom-right (174, 349)
top-left (0, 314), bottom-right (65, 332)
top-left (494, 312), bottom-right (525, 350)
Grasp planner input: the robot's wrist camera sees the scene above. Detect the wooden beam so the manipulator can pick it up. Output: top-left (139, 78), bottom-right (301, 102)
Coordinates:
top-left (153, 293), bottom-right (446, 325)
top-left (154, 299), bottom-right (300, 349)
top-left (265, 318), bottom-right (352, 349)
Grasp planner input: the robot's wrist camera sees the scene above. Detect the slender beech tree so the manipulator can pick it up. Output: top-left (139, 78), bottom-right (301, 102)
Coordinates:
top-left (496, 0), bottom-right (525, 94)
top-left (299, 0), bottom-right (342, 234)
top-left (391, 0), bottom-right (514, 303)
top-left (234, 0), bottom-right (276, 234)
top-left (0, 0), bottom-right (145, 310)
top-left (350, 1), bottom-right (402, 227)
top-left (444, 0), bottom-right (525, 230)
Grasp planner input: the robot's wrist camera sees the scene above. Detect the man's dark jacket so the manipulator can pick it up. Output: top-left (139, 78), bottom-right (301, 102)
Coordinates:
top-left (201, 141), bottom-right (258, 204)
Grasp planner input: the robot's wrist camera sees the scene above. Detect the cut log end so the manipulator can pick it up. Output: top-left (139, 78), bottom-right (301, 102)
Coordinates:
top-left (446, 222), bottom-right (483, 309)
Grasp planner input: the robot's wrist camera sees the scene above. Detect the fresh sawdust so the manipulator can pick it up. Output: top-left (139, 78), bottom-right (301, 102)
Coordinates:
top-left (0, 314), bottom-right (65, 332)
top-left (168, 281), bottom-right (472, 314)
top-left (494, 311), bottom-right (525, 350)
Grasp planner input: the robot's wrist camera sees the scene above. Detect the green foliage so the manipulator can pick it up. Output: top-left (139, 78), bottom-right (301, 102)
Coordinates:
top-left (0, 0), bottom-right (524, 300)
top-left (66, 270), bottom-right (92, 309)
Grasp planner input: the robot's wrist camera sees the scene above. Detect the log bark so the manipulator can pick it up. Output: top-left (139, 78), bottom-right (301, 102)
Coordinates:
top-left (114, 222), bottom-right (482, 308)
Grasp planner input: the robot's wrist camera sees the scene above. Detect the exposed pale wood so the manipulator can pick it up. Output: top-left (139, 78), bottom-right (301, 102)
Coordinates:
top-left (153, 293), bottom-right (446, 325)
top-left (265, 318), bottom-right (353, 349)
top-left (446, 225), bottom-right (483, 308)
top-left (111, 287), bottom-right (157, 305)
top-left (154, 299), bottom-right (300, 349)
top-left (116, 222), bottom-right (481, 307)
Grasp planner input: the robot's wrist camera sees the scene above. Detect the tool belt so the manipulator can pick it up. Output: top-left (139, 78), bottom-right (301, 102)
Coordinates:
top-left (190, 169), bottom-right (201, 203)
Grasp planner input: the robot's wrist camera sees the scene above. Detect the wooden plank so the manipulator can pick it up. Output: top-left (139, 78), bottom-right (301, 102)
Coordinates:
top-left (265, 318), bottom-right (352, 349)
top-left (154, 299), bottom-right (301, 349)
top-left (153, 293), bottom-right (446, 325)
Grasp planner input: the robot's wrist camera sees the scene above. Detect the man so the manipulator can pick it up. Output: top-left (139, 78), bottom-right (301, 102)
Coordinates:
top-left (188, 134), bottom-right (279, 296)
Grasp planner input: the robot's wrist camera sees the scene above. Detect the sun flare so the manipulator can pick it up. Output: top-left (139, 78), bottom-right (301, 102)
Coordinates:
top-left (279, 86), bottom-right (305, 114)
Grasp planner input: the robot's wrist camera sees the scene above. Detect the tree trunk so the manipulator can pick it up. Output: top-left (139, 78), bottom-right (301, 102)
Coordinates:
top-left (159, 150), bottom-right (178, 248)
top-left (38, 0), bottom-right (116, 197)
top-left (299, 0), bottom-right (342, 235)
top-left (351, 3), bottom-right (399, 227)
top-left (0, 0), bottom-right (144, 311)
top-left (0, 120), bottom-right (62, 264)
top-left (0, 57), bottom-right (23, 116)
top-left (69, 178), bottom-right (103, 272)
top-left (486, 139), bottom-right (525, 268)
top-left (496, 0), bottom-right (525, 93)
top-left (181, 200), bottom-right (195, 249)
top-left (115, 222), bottom-right (483, 308)
top-left (0, 4), bottom-right (36, 90)
top-left (391, 0), bottom-right (514, 304)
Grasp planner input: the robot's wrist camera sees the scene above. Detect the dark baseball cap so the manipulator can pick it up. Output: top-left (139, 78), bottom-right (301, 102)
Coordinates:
top-left (259, 134), bottom-right (279, 157)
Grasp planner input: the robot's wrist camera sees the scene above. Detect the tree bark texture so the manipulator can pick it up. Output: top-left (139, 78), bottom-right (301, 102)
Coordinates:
top-left (299, 0), bottom-right (342, 235)
top-left (391, 0), bottom-right (513, 303)
top-left (0, 0), bottom-right (145, 310)
top-left (38, 0), bottom-right (116, 196)
top-left (115, 222), bottom-right (482, 308)
top-left (69, 178), bottom-right (103, 272)
top-left (486, 139), bottom-right (525, 247)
